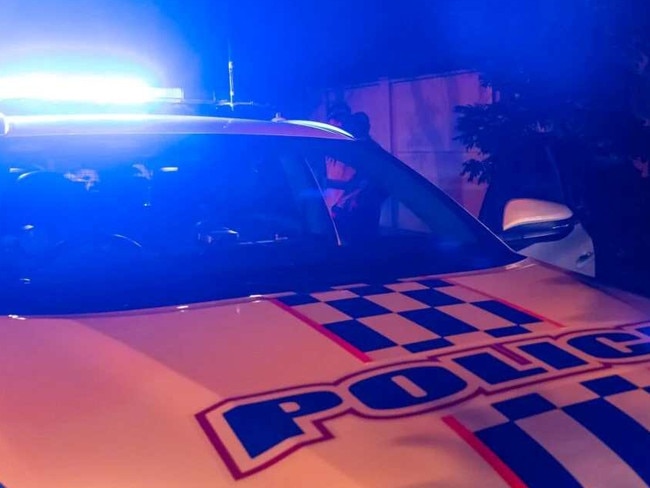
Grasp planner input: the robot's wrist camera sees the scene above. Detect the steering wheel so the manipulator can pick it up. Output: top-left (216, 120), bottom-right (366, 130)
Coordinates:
top-left (229, 212), bottom-right (303, 240)
top-left (57, 232), bottom-right (143, 256)
top-left (32, 232), bottom-right (145, 276)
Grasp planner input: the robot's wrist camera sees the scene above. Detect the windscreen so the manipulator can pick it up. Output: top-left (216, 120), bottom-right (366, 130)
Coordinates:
top-left (0, 133), bottom-right (518, 314)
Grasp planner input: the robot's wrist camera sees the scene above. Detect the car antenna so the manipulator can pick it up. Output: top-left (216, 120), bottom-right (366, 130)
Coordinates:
top-left (216, 44), bottom-right (270, 114)
top-left (227, 41), bottom-right (235, 110)
top-left (217, 6), bottom-right (274, 118)
top-left (224, 0), bottom-right (236, 111)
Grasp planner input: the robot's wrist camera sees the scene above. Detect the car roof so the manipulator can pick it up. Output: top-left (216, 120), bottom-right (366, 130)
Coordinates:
top-left (0, 113), bottom-right (355, 141)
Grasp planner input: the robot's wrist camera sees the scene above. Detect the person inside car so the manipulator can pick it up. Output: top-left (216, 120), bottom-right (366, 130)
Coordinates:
top-left (323, 109), bottom-right (387, 243)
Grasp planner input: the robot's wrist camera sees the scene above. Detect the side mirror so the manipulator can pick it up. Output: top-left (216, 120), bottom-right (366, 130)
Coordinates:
top-left (501, 198), bottom-right (575, 250)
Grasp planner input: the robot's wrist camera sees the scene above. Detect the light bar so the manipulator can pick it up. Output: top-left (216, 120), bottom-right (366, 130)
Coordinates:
top-left (0, 73), bottom-right (183, 104)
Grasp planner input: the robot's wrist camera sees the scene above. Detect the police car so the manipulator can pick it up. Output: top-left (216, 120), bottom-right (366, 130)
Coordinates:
top-left (1, 74), bottom-right (650, 488)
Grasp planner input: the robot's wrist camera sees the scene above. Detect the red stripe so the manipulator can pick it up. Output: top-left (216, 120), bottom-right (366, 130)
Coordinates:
top-left (443, 415), bottom-right (528, 488)
top-left (445, 278), bottom-right (566, 328)
top-left (269, 298), bottom-right (373, 363)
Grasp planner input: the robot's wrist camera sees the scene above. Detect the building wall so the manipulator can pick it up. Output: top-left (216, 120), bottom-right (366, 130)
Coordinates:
top-left (317, 71), bottom-right (491, 217)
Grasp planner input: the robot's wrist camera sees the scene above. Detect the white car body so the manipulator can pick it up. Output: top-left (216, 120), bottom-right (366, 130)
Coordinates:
top-left (0, 113), bottom-right (647, 488)
top-left (519, 221), bottom-right (595, 276)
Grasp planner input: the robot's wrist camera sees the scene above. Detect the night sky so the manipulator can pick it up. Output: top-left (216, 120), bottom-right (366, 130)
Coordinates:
top-left (0, 0), bottom-right (639, 113)
top-left (0, 1), bottom-right (471, 103)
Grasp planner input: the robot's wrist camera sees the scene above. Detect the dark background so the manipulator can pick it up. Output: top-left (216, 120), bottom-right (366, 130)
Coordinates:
top-left (0, 0), bottom-right (502, 113)
top-left (2, 0), bottom-right (650, 291)
top-left (2, 0), bottom-right (646, 109)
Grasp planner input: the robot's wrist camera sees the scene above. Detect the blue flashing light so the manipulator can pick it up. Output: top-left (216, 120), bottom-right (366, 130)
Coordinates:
top-left (0, 73), bottom-right (183, 104)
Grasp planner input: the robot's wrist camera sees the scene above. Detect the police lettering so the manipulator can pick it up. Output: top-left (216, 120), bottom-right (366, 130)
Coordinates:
top-left (201, 325), bottom-right (650, 479)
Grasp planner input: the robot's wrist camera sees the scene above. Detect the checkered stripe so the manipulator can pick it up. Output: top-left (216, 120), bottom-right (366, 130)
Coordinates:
top-left (277, 278), bottom-right (557, 360)
top-left (451, 370), bottom-right (650, 487)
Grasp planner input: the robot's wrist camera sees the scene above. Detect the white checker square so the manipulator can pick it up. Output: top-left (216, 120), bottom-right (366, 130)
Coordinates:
top-left (385, 281), bottom-right (429, 292)
top-left (437, 285), bottom-right (489, 303)
top-left (293, 302), bottom-right (351, 325)
top-left (367, 346), bottom-right (411, 362)
top-left (445, 330), bottom-right (496, 347)
top-left (538, 382), bottom-right (599, 408)
top-left (311, 289), bottom-right (358, 302)
top-left (365, 292), bottom-right (429, 313)
top-left (452, 404), bottom-right (509, 432)
top-left (523, 321), bottom-right (559, 334)
top-left (606, 389), bottom-right (650, 431)
top-left (438, 303), bottom-right (513, 330)
top-left (617, 367), bottom-right (650, 388)
top-left (359, 313), bottom-right (438, 344)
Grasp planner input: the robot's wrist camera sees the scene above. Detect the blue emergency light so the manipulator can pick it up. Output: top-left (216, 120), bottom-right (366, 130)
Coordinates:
top-left (0, 73), bottom-right (183, 104)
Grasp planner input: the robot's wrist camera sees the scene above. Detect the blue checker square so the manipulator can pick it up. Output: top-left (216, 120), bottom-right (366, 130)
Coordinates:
top-left (277, 294), bottom-right (319, 306)
top-left (474, 300), bottom-right (540, 325)
top-left (486, 325), bottom-right (530, 338)
top-left (348, 285), bottom-right (394, 296)
top-left (476, 422), bottom-right (580, 487)
top-left (403, 338), bottom-right (453, 353)
top-left (294, 283), bottom-right (338, 294)
top-left (493, 393), bottom-right (556, 421)
top-left (325, 320), bottom-right (397, 352)
top-left (519, 341), bottom-right (588, 370)
top-left (414, 278), bottom-right (452, 288)
top-left (401, 308), bottom-right (477, 336)
top-left (581, 375), bottom-right (638, 397)
top-left (404, 288), bottom-right (462, 307)
top-left (327, 298), bottom-right (391, 318)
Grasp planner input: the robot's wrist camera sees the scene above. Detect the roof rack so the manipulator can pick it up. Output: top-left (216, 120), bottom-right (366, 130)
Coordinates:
top-left (0, 97), bottom-right (277, 120)
top-left (154, 97), bottom-right (277, 119)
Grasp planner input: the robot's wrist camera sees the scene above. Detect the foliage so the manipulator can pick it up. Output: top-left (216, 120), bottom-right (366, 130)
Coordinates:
top-left (452, 0), bottom-right (650, 284)
top-left (455, 0), bottom-right (650, 191)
